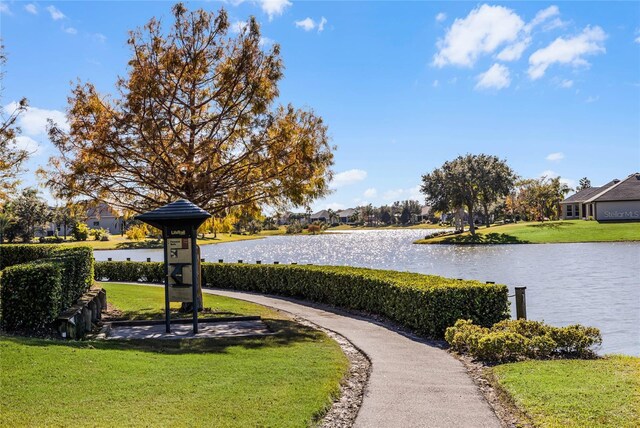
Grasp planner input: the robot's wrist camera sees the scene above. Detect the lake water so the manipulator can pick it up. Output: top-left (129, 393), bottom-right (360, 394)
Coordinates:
top-left (95, 229), bottom-right (640, 356)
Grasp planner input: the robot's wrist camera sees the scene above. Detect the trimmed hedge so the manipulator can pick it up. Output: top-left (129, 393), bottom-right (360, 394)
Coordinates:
top-left (95, 261), bottom-right (509, 338)
top-left (445, 319), bottom-right (602, 362)
top-left (0, 244), bottom-right (60, 270)
top-left (0, 245), bottom-right (94, 333)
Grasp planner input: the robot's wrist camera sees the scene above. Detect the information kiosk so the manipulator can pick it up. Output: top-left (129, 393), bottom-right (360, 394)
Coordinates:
top-left (136, 200), bottom-right (211, 334)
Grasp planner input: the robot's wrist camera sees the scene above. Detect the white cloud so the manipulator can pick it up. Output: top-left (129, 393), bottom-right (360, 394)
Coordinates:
top-left (25, 3), bottom-right (38, 14)
top-left (259, 37), bottom-right (274, 47)
top-left (636, 36), bottom-right (640, 44)
top-left (540, 170), bottom-right (575, 188)
top-left (93, 33), bottom-right (107, 43)
top-left (0, 3), bottom-right (11, 15)
top-left (524, 5), bottom-right (559, 32)
top-left (324, 202), bottom-right (345, 211)
top-left (331, 169), bottom-right (367, 188)
top-left (432, 80), bottom-right (439, 88)
top-left (382, 185), bottom-right (422, 202)
top-left (585, 95), bottom-right (599, 103)
top-left (496, 37), bottom-right (531, 61)
top-left (433, 4), bottom-right (524, 67)
top-left (13, 135), bottom-right (42, 155)
top-left (295, 16), bottom-right (327, 33)
top-left (559, 79), bottom-right (574, 88)
top-left (3, 102), bottom-right (68, 136)
top-left (259, 0), bottom-right (291, 21)
top-left (475, 63), bottom-right (510, 90)
top-left (435, 12), bottom-right (446, 23)
top-left (46, 5), bottom-right (65, 20)
top-left (63, 26), bottom-right (77, 35)
top-left (231, 20), bottom-right (248, 33)
top-left (295, 17), bottom-right (315, 32)
top-left (363, 188), bottom-right (377, 198)
top-left (318, 17), bottom-right (327, 32)
top-left (546, 152), bottom-right (564, 162)
top-left (635, 29), bottom-right (640, 44)
top-left (528, 26), bottom-right (607, 80)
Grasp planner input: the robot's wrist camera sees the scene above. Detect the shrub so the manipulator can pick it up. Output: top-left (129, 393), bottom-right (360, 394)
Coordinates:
top-left (445, 319), bottom-right (602, 362)
top-left (94, 261), bottom-right (509, 338)
top-left (125, 224), bottom-right (148, 241)
top-left (0, 245), bottom-right (94, 334)
top-left (71, 223), bottom-right (89, 241)
top-left (39, 235), bottom-right (64, 244)
top-left (285, 221), bottom-right (303, 234)
top-left (307, 224), bottom-right (321, 234)
top-left (89, 228), bottom-right (109, 241)
top-left (0, 262), bottom-right (62, 331)
top-left (0, 244), bottom-right (59, 270)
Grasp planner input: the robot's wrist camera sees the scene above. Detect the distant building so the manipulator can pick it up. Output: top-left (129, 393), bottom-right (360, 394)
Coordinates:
top-left (310, 209), bottom-right (330, 223)
top-left (336, 208), bottom-right (357, 224)
top-left (86, 203), bottom-right (124, 234)
top-left (560, 173), bottom-right (640, 221)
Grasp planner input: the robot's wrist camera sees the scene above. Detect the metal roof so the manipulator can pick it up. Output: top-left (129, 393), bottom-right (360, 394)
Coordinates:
top-left (135, 199), bottom-right (211, 229)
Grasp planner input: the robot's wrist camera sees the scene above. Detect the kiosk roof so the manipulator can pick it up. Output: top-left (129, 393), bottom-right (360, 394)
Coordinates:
top-left (135, 199), bottom-right (211, 229)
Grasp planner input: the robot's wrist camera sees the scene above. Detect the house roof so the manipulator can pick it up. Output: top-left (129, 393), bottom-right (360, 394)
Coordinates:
top-left (591, 173), bottom-right (640, 202)
top-left (337, 208), bottom-right (356, 217)
top-left (87, 202), bottom-right (122, 218)
top-left (561, 180), bottom-right (618, 203)
top-left (420, 206), bottom-right (432, 216)
top-left (310, 209), bottom-right (330, 219)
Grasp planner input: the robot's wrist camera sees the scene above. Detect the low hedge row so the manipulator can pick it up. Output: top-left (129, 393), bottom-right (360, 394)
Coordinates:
top-left (0, 245), bottom-right (94, 333)
top-left (445, 319), bottom-right (602, 362)
top-left (0, 244), bottom-right (60, 270)
top-left (95, 261), bottom-right (509, 338)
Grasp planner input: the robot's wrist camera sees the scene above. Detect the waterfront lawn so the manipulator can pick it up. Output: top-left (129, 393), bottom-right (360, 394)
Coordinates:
top-left (415, 221), bottom-right (640, 244)
top-left (490, 356), bottom-right (640, 428)
top-left (0, 283), bottom-right (349, 427)
top-left (52, 231), bottom-right (274, 250)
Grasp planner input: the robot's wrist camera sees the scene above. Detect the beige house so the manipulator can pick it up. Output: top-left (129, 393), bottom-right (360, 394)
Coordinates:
top-left (86, 203), bottom-right (124, 234)
top-left (560, 173), bottom-right (640, 221)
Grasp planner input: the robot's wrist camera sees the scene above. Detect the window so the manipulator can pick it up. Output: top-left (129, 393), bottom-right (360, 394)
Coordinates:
top-left (93, 221), bottom-right (100, 226)
top-left (566, 205), bottom-right (573, 217)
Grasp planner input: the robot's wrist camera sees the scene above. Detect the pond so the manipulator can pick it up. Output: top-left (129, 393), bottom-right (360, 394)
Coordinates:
top-left (95, 229), bottom-right (640, 356)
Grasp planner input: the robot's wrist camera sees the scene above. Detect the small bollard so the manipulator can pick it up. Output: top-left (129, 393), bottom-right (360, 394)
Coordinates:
top-left (107, 257), bottom-right (112, 261)
top-left (126, 258), bottom-right (131, 261)
top-left (147, 258), bottom-right (151, 262)
top-left (238, 260), bottom-right (243, 264)
top-left (515, 287), bottom-right (527, 320)
top-left (201, 258), bottom-right (205, 263)
top-left (486, 281), bottom-right (495, 284)
top-left (218, 259), bottom-right (224, 263)
top-left (291, 262), bottom-right (297, 265)
top-left (273, 261), bottom-right (279, 265)
top-left (256, 260), bottom-right (262, 264)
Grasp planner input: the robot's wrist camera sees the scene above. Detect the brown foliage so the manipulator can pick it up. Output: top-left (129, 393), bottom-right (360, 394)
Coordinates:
top-left (42, 4), bottom-right (334, 215)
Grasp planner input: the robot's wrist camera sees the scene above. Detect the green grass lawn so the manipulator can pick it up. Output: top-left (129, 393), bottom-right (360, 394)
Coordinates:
top-left (490, 356), bottom-right (640, 428)
top-left (0, 282), bottom-right (349, 427)
top-left (415, 220), bottom-right (640, 244)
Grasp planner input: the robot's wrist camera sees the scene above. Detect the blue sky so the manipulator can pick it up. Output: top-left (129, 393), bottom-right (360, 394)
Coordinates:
top-left (1, 1), bottom-right (639, 211)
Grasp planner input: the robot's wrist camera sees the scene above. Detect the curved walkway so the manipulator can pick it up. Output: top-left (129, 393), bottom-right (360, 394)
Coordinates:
top-left (204, 288), bottom-right (500, 428)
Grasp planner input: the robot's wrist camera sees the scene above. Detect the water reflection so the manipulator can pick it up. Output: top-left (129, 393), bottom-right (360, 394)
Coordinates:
top-left (95, 229), bottom-right (640, 355)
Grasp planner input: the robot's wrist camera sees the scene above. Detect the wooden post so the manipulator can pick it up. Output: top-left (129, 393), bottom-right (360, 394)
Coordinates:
top-left (515, 287), bottom-right (527, 320)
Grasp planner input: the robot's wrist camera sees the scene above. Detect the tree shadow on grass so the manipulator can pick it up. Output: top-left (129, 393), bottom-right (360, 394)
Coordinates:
top-left (0, 318), bottom-right (323, 355)
top-left (441, 233), bottom-right (529, 244)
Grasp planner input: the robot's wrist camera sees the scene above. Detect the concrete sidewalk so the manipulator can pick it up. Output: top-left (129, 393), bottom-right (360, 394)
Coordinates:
top-left (204, 288), bottom-right (500, 428)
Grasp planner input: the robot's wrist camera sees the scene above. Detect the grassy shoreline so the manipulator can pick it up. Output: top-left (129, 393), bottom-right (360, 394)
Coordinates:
top-left (415, 220), bottom-right (640, 245)
top-left (488, 355), bottom-right (640, 427)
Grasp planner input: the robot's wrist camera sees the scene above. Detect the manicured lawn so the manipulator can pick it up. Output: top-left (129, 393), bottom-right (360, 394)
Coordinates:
top-left (490, 356), bottom-right (640, 427)
top-left (0, 283), bottom-right (349, 427)
top-left (415, 221), bottom-right (640, 244)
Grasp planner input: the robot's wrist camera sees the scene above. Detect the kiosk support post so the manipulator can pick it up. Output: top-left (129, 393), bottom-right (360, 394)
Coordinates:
top-left (163, 225), bottom-right (171, 333)
top-left (191, 226), bottom-right (198, 334)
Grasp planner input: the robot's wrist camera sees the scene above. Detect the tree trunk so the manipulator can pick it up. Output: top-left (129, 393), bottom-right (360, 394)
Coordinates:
top-left (467, 204), bottom-right (476, 235)
top-left (483, 204), bottom-right (490, 228)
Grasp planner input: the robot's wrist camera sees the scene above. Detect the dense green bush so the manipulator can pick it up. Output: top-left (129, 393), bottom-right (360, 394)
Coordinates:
top-left (0, 244), bottom-right (59, 270)
top-left (0, 245), bottom-right (94, 333)
top-left (71, 223), bottom-right (89, 241)
top-left (95, 261), bottom-right (509, 338)
top-left (0, 262), bottom-right (63, 331)
top-left (89, 228), bottom-right (109, 241)
top-left (445, 319), bottom-right (602, 362)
